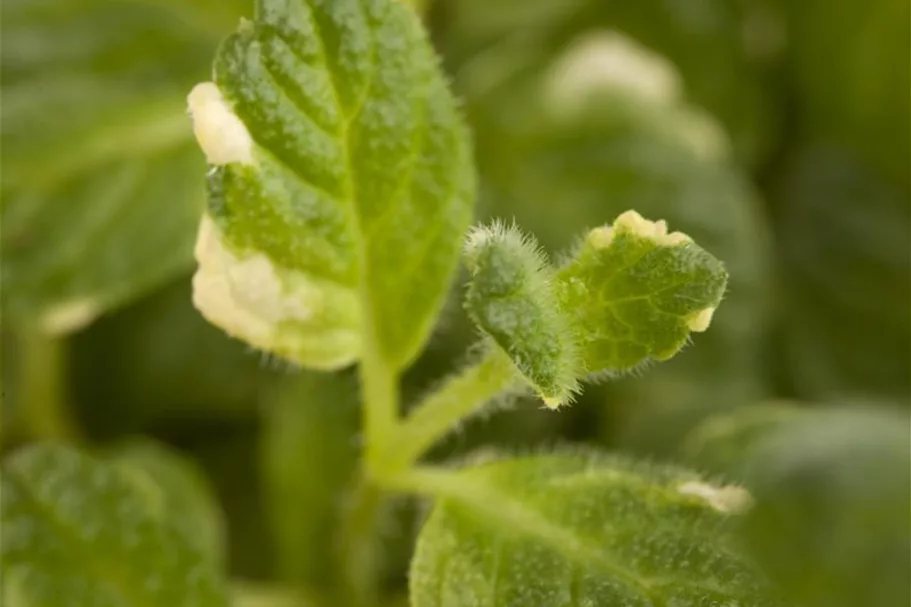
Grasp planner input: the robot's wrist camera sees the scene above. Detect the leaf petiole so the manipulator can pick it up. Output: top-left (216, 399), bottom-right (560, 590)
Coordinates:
top-left (371, 347), bottom-right (518, 479)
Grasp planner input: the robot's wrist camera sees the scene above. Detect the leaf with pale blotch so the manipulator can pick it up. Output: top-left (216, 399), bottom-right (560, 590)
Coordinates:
top-left (463, 223), bottom-right (580, 407)
top-left (410, 452), bottom-right (781, 607)
top-left (557, 210), bottom-right (728, 375)
top-left (188, 0), bottom-right (475, 371)
top-left (1, 444), bottom-right (228, 607)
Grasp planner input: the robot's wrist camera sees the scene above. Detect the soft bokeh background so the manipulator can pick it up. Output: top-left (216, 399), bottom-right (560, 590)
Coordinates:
top-left (2, 0), bottom-right (909, 602)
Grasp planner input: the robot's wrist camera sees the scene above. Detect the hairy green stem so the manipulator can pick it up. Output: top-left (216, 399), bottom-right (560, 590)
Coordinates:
top-left (375, 347), bottom-right (518, 476)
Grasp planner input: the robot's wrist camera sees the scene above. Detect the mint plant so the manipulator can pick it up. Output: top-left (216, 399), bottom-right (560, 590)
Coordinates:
top-left (2, 1), bottom-right (908, 606)
top-left (180, 0), bottom-right (767, 604)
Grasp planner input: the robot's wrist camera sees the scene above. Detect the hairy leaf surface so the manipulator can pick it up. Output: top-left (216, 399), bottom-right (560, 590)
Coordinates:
top-left (411, 452), bottom-right (780, 607)
top-left (190, 0), bottom-right (475, 370)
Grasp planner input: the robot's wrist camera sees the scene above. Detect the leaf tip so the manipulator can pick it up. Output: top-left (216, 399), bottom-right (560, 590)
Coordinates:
top-left (678, 480), bottom-right (753, 514)
top-left (613, 209), bottom-right (692, 246)
top-left (187, 82), bottom-right (254, 166)
top-left (686, 306), bottom-right (717, 332)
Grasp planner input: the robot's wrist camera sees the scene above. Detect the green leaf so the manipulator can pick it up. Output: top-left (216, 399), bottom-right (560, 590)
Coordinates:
top-left (409, 452), bottom-right (780, 607)
top-left (189, 0), bottom-right (475, 371)
top-left (1, 443), bottom-right (228, 606)
top-left (261, 371), bottom-right (359, 595)
top-left (461, 212), bottom-right (728, 408)
top-left (557, 210), bottom-right (728, 374)
top-left (739, 407), bottom-right (911, 607)
top-left (446, 4), bottom-right (779, 165)
top-left (109, 439), bottom-right (226, 567)
top-left (450, 27), bottom-right (771, 450)
top-left (0, 0), bottom-right (245, 334)
top-left (463, 223), bottom-right (580, 407)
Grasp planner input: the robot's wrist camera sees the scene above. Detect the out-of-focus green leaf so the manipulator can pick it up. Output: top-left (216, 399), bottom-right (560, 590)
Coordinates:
top-left (410, 452), bottom-right (780, 606)
top-left (109, 439), bottom-right (226, 567)
top-left (777, 148), bottom-right (910, 402)
top-left (443, 0), bottom-right (781, 165)
top-left (740, 407), bottom-right (911, 607)
top-left (1, 443), bottom-right (228, 606)
top-left (0, 0), bottom-right (245, 334)
top-left (261, 371), bottom-right (359, 597)
top-left (681, 403), bottom-right (808, 476)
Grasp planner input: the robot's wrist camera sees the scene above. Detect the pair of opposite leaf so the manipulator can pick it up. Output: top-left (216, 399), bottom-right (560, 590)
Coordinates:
top-left (186, 0), bottom-right (728, 407)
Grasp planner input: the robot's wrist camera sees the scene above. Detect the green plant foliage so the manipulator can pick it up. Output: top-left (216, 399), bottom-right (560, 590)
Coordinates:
top-left (109, 439), bottom-right (226, 566)
top-left (1, 443), bottom-right (228, 606)
top-left (462, 212), bottom-right (728, 407)
top-left (448, 29), bottom-right (771, 452)
top-left (443, 0), bottom-right (780, 165)
top-left (410, 452), bottom-right (780, 607)
top-left (463, 223), bottom-right (579, 407)
top-left (190, 0), bottom-right (475, 371)
top-left (739, 407), bottom-right (911, 607)
top-left (0, 0), bottom-right (244, 334)
top-left (557, 210), bottom-right (728, 374)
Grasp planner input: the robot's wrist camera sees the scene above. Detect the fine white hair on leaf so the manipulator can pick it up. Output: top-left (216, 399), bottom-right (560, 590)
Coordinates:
top-left (187, 82), bottom-right (254, 166)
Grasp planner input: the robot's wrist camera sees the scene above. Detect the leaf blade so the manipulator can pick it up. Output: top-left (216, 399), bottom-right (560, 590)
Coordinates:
top-left (409, 453), bottom-right (781, 607)
top-left (1, 444), bottom-right (228, 607)
top-left (194, 0), bottom-right (475, 370)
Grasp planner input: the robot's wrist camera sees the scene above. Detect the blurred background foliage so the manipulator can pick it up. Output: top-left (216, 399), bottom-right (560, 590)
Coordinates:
top-left (1, 0), bottom-right (908, 603)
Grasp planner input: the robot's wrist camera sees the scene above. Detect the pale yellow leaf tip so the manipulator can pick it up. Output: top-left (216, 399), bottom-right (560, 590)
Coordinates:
top-left (587, 226), bottom-right (615, 249)
top-left (678, 481), bottom-right (753, 514)
top-left (613, 210), bottom-right (692, 246)
top-left (187, 82), bottom-right (254, 166)
top-left (686, 306), bottom-right (717, 332)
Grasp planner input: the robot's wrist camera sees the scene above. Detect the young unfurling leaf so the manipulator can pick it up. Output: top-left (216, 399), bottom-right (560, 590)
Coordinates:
top-left (463, 223), bottom-right (580, 407)
top-left (409, 452), bottom-right (780, 607)
top-left (188, 0), bottom-right (474, 371)
top-left (462, 211), bottom-right (728, 406)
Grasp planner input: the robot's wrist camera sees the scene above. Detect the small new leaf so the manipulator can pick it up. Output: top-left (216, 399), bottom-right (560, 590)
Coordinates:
top-left (558, 210), bottom-right (728, 374)
top-left (462, 211), bottom-right (728, 406)
top-left (410, 452), bottom-right (780, 607)
top-left (1, 444), bottom-right (228, 606)
top-left (188, 0), bottom-right (475, 371)
top-left (464, 223), bottom-right (580, 407)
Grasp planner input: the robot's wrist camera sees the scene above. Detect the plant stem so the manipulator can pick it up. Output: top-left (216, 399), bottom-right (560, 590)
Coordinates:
top-left (336, 475), bottom-right (385, 607)
top-left (376, 347), bottom-right (517, 476)
top-left (358, 328), bottom-right (400, 478)
top-left (9, 327), bottom-right (80, 445)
